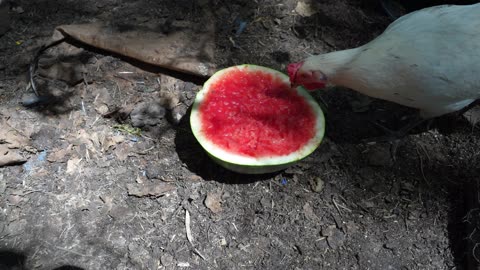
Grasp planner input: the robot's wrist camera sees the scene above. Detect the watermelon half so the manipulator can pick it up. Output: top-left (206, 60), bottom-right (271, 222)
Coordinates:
top-left (190, 64), bottom-right (325, 174)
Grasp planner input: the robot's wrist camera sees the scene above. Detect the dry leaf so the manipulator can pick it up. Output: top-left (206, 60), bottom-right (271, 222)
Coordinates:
top-left (0, 145), bottom-right (26, 167)
top-left (47, 144), bottom-right (73, 163)
top-left (72, 129), bottom-right (100, 156)
top-left (204, 192), bottom-right (222, 214)
top-left (101, 134), bottom-right (125, 152)
top-left (0, 119), bottom-right (30, 149)
top-left (66, 157), bottom-right (82, 174)
top-left (126, 182), bottom-right (175, 197)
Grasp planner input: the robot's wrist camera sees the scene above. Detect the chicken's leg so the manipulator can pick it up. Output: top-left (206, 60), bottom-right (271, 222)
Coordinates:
top-left (368, 115), bottom-right (427, 141)
top-left (364, 114), bottom-right (429, 160)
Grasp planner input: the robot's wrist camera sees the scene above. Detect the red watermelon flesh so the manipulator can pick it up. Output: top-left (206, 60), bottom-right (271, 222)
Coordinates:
top-left (199, 68), bottom-right (316, 158)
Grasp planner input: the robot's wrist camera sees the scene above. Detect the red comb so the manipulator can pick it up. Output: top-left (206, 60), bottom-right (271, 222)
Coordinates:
top-left (287, 62), bottom-right (303, 85)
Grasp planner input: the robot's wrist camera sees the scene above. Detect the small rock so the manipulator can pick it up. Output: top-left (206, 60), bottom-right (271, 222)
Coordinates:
top-left (321, 225), bottom-right (337, 237)
top-left (295, 0), bottom-right (318, 17)
top-left (93, 88), bottom-right (113, 115)
top-left (322, 225), bottom-right (345, 249)
top-left (219, 237), bottom-right (227, 246)
top-left (260, 196), bottom-right (271, 209)
top-left (161, 253), bottom-right (175, 267)
top-left (344, 221), bottom-right (358, 235)
top-left (12, 6), bottom-right (24, 14)
top-left (95, 104), bottom-right (109, 115)
top-left (303, 202), bottom-right (318, 221)
top-left (311, 177), bottom-right (324, 192)
top-left (177, 262), bottom-right (190, 268)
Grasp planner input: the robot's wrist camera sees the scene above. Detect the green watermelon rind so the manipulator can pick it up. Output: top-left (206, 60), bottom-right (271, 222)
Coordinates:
top-left (190, 64), bottom-right (325, 174)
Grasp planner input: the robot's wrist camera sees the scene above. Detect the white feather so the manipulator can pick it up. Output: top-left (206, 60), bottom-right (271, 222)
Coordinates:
top-left (303, 3), bottom-right (480, 118)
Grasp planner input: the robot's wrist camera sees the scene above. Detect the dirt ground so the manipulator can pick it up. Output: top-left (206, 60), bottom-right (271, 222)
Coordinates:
top-left (1, 0), bottom-right (480, 269)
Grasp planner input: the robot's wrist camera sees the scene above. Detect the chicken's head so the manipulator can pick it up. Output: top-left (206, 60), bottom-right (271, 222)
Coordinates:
top-left (287, 62), bottom-right (327, 91)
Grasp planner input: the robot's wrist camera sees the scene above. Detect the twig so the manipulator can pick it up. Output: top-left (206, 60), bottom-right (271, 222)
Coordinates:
top-left (331, 197), bottom-right (343, 216)
top-left (193, 248), bottom-right (207, 261)
top-left (185, 209), bottom-right (193, 244)
top-left (231, 222), bottom-right (239, 232)
top-left (415, 146), bottom-right (430, 186)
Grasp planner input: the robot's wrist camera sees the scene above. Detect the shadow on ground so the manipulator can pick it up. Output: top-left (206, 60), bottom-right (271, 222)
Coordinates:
top-left (0, 249), bottom-right (84, 270)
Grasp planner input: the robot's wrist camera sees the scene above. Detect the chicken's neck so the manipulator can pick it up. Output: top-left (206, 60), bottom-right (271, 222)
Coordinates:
top-left (306, 48), bottom-right (362, 85)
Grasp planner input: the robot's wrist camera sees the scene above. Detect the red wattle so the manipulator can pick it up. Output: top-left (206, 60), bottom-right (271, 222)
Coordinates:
top-left (287, 62), bottom-right (303, 84)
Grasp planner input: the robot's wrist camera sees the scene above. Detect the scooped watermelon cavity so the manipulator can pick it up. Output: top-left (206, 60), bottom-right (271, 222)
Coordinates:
top-left (190, 64), bottom-right (325, 174)
top-left (199, 68), bottom-right (316, 157)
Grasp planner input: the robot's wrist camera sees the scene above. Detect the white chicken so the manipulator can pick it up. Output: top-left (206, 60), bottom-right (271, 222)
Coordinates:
top-left (288, 3), bottom-right (480, 135)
